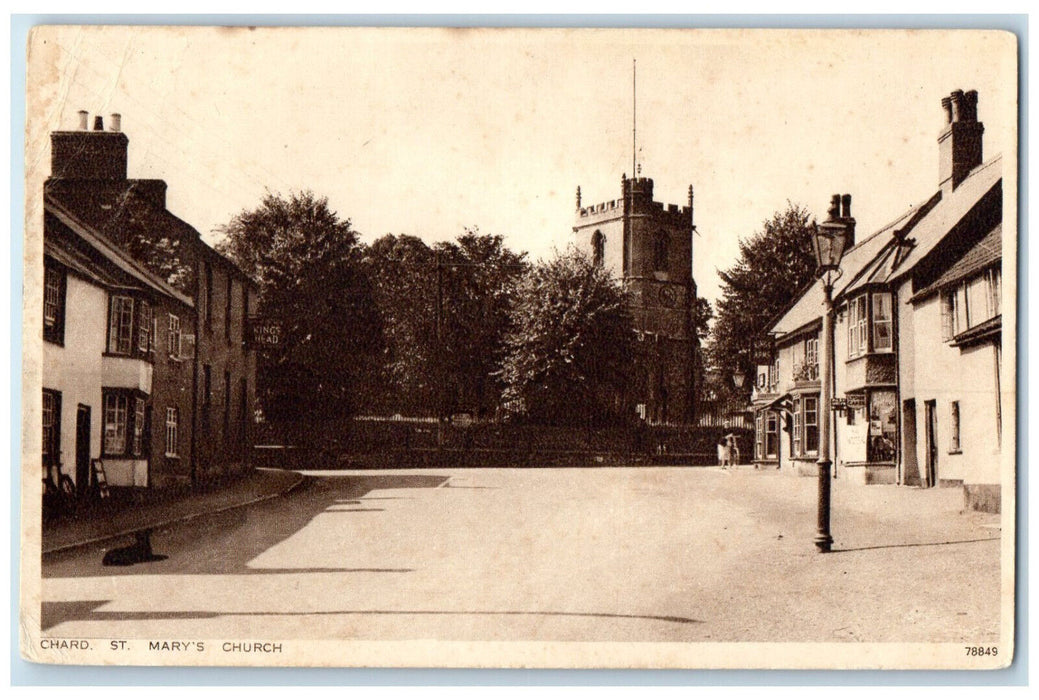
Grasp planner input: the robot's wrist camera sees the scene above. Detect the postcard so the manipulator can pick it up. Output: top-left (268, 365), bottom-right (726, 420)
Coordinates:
top-left (21, 25), bottom-right (1017, 669)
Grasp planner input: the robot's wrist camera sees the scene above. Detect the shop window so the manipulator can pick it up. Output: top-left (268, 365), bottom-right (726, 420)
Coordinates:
top-left (43, 264), bottom-right (66, 345)
top-left (867, 390), bottom-right (898, 462)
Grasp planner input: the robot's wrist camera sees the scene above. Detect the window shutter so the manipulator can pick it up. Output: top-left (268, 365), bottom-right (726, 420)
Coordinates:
top-left (181, 333), bottom-right (196, 360)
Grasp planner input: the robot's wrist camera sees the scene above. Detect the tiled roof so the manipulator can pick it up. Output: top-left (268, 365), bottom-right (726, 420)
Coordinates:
top-left (45, 179), bottom-right (256, 286)
top-left (913, 222), bottom-right (1001, 299)
top-left (44, 195), bottom-right (194, 307)
top-left (44, 236), bottom-right (136, 291)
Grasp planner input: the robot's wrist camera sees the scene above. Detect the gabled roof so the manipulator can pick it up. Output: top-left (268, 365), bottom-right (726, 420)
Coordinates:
top-left (768, 154), bottom-right (1002, 341)
top-left (44, 194), bottom-right (194, 307)
top-left (768, 205), bottom-right (922, 338)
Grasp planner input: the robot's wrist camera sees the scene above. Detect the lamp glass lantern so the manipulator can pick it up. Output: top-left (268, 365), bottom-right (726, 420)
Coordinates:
top-left (732, 369), bottom-right (746, 389)
top-left (812, 220), bottom-right (852, 275)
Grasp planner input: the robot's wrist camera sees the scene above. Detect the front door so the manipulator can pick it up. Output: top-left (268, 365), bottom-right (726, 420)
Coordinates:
top-left (924, 400), bottom-right (938, 488)
top-left (75, 405), bottom-right (91, 496)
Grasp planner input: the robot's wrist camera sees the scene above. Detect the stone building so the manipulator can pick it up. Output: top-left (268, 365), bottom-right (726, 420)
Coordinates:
top-left (751, 90), bottom-right (1006, 512)
top-left (573, 174), bottom-right (700, 424)
top-left (43, 111), bottom-right (257, 487)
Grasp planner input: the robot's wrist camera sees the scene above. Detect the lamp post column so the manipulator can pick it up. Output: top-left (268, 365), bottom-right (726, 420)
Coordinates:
top-left (815, 281), bottom-right (835, 553)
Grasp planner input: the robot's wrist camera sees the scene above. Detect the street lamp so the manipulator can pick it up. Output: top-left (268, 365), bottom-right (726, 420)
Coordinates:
top-left (732, 368), bottom-right (746, 389)
top-left (811, 195), bottom-right (852, 553)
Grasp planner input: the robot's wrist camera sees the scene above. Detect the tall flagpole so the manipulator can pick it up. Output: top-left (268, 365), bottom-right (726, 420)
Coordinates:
top-left (632, 58), bottom-right (637, 179)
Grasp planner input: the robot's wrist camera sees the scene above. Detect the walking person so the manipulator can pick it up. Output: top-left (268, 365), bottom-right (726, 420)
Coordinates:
top-left (717, 437), bottom-right (730, 467)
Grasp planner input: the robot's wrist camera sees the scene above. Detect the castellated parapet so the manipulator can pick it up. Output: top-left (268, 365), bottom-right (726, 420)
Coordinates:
top-left (572, 173), bottom-right (700, 424)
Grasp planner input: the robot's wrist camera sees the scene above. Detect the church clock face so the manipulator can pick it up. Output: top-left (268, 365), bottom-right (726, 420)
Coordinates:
top-left (659, 284), bottom-right (678, 308)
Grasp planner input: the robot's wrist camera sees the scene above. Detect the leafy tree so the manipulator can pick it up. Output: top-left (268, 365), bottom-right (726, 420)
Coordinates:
top-left (499, 248), bottom-right (636, 427)
top-left (706, 202), bottom-right (816, 396)
top-left (216, 191), bottom-right (382, 422)
top-left (363, 229), bottom-right (526, 418)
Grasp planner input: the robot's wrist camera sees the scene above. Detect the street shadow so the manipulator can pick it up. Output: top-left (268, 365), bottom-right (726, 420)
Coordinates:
top-left (43, 473), bottom-right (448, 579)
top-left (832, 536), bottom-right (1000, 553)
top-left (41, 599), bottom-right (701, 632)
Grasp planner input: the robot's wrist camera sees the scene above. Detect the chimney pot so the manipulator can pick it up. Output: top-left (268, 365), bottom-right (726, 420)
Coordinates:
top-left (77, 110), bottom-right (89, 130)
top-left (941, 97), bottom-right (953, 124)
top-left (93, 115), bottom-right (104, 131)
top-left (841, 194), bottom-right (852, 219)
top-left (110, 113), bottom-right (121, 132)
top-left (827, 194), bottom-right (841, 221)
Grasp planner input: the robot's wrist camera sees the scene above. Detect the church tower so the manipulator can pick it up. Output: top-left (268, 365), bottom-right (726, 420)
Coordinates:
top-left (573, 175), bottom-right (700, 424)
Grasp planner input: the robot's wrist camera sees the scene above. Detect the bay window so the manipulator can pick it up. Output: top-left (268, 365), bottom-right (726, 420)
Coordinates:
top-left (847, 291), bottom-right (894, 357)
top-left (108, 296), bottom-right (134, 354)
top-left (803, 396), bottom-right (819, 454)
top-left (872, 293), bottom-right (893, 351)
top-left (103, 390), bottom-right (147, 458)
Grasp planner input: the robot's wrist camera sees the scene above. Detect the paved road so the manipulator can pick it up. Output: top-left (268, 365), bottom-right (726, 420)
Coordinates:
top-left (41, 467), bottom-right (1001, 643)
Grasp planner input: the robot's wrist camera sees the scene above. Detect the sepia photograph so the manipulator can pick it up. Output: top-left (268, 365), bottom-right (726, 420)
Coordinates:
top-left (19, 24), bottom-right (1018, 670)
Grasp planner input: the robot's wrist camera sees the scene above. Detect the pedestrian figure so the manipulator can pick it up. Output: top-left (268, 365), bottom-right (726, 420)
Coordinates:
top-left (717, 437), bottom-right (730, 467)
top-left (725, 433), bottom-right (741, 467)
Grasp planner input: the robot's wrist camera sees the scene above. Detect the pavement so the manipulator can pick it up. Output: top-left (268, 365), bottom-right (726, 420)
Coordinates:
top-left (41, 468), bottom-right (305, 555)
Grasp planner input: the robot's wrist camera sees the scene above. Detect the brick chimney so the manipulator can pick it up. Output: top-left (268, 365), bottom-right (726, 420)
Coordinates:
top-left (50, 110), bottom-right (128, 180)
top-left (824, 193), bottom-right (856, 248)
top-left (938, 90), bottom-right (984, 193)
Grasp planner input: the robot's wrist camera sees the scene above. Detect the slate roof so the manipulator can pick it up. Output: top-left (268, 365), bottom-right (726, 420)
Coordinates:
top-left (769, 154), bottom-right (1002, 341)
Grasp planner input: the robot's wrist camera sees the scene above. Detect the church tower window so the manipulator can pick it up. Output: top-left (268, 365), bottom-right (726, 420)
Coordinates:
top-left (592, 231), bottom-right (605, 267)
top-left (653, 231), bottom-right (669, 271)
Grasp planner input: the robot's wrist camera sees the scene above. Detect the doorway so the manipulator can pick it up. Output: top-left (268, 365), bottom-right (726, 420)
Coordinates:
top-left (923, 399), bottom-right (938, 488)
top-left (75, 405), bottom-right (91, 496)
top-left (901, 399), bottom-right (918, 485)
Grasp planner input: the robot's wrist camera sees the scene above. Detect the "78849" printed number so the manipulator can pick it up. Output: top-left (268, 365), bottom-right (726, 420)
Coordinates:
top-left (964, 646), bottom-right (998, 657)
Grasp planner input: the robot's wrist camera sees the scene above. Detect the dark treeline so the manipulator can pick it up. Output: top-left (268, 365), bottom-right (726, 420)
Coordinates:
top-left (217, 191), bottom-right (638, 428)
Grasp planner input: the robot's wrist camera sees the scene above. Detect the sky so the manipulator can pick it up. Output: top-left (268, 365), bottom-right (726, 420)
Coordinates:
top-left (25, 26), bottom-right (1017, 304)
